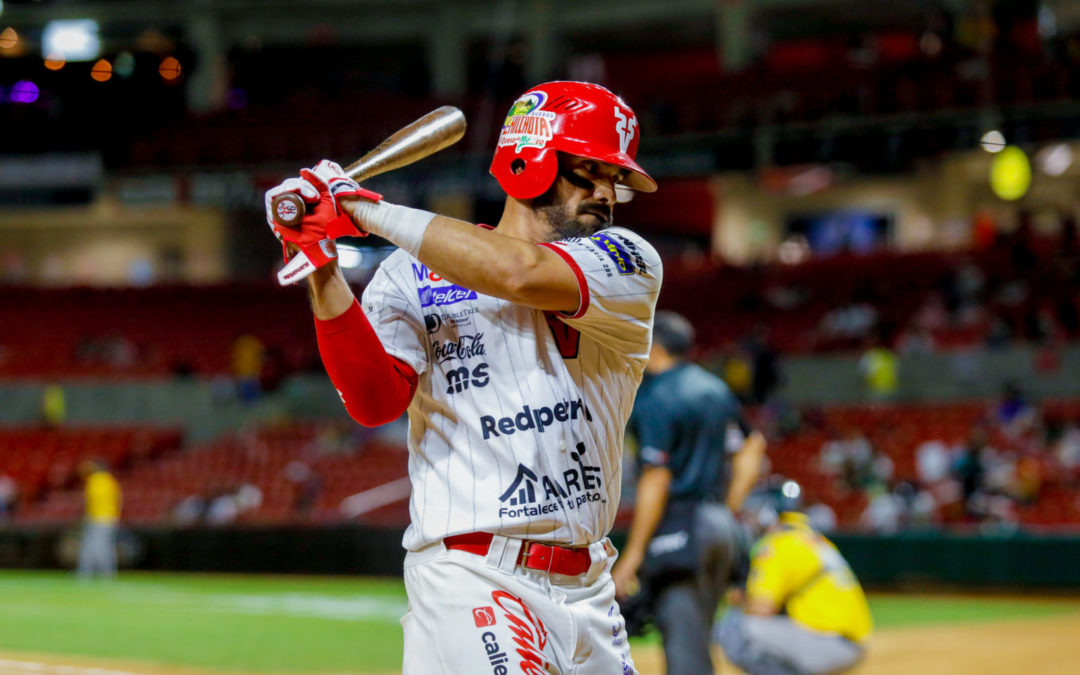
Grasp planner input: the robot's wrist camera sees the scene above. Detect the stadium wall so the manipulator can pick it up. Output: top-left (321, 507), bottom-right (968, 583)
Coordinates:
top-left (3, 527), bottom-right (1080, 588)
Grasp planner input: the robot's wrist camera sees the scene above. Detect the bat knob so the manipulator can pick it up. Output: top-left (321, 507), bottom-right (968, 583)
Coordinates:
top-left (272, 193), bottom-right (306, 228)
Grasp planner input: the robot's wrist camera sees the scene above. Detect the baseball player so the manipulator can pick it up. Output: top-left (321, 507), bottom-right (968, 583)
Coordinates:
top-left (715, 502), bottom-right (872, 675)
top-left (614, 311), bottom-right (766, 674)
top-left (264, 81), bottom-right (660, 673)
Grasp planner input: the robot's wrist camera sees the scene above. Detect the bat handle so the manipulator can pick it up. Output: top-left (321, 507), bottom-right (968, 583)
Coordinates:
top-left (272, 193), bottom-right (306, 228)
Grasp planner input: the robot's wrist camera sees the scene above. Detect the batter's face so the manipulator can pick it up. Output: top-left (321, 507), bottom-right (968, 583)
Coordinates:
top-left (534, 155), bottom-right (628, 241)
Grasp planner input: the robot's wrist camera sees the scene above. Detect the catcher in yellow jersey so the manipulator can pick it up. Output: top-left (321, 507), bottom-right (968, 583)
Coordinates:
top-left (716, 506), bottom-right (871, 674)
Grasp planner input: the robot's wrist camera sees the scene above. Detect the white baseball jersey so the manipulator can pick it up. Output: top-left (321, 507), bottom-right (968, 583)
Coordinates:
top-left (361, 226), bottom-right (662, 551)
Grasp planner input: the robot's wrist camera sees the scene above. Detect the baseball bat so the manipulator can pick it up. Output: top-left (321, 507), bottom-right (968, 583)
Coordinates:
top-left (271, 105), bottom-right (467, 228)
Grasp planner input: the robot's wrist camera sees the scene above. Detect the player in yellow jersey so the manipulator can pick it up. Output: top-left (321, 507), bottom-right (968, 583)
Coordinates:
top-left (716, 486), bottom-right (871, 674)
top-left (77, 459), bottom-right (122, 578)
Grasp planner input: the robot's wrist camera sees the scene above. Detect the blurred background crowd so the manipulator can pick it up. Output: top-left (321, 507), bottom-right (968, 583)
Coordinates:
top-left (2, 0), bottom-right (1080, 553)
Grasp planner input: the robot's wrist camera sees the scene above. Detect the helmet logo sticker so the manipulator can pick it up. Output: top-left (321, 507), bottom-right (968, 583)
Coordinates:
top-left (613, 106), bottom-right (637, 154)
top-left (499, 91), bottom-right (556, 153)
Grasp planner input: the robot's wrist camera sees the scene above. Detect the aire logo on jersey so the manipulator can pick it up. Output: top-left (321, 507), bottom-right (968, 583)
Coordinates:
top-left (497, 441), bottom-right (603, 518)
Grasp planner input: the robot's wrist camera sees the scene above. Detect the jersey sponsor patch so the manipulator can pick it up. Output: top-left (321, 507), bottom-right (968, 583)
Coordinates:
top-left (588, 233), bottom-right (635, 275)
top-left (480, 398), bottom-right (592, 440)
top-left (418, 284), bottom-right (478, 307)
top-left (491, 591), bottom-right (551, 674)
top-left (473, 606), bottom-right (496, 628)
top-left (432, 333), bottom-right (486, 363)
top-left (497, 442), bottom-right (604, 518)
top-left (445, 362), bottom-right (490, 394)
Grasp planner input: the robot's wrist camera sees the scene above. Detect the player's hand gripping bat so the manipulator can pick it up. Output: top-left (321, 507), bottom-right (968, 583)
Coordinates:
top-left (273, 106), bottom-right (466, 285)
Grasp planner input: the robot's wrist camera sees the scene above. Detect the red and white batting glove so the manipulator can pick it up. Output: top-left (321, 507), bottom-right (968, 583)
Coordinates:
top-left (263, 161), bottom-right (382, 285)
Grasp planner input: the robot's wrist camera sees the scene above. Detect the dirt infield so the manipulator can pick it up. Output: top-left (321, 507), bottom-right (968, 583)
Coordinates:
top-left (4, 610), bottom-right (1080, 675)
top-left (630, 610), bottom-right (1080, 674)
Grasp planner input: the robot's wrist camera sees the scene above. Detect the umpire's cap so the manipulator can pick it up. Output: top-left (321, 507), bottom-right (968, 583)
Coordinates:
top-left (652, 310), bottom-right (695, 357)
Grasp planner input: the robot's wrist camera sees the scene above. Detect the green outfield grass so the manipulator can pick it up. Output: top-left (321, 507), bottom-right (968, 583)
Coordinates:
top-left (1, 571), bottom-right (1078, 673)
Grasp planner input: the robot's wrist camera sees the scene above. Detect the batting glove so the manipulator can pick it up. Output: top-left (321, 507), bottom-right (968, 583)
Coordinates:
top-left (263, 161), bottom-right (382, 263)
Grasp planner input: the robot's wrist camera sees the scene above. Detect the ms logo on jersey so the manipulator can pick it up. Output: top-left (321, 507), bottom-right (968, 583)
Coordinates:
top-left (446, 362), bottom-right (490, 394)
top-left (589, 233), bottom-right (635, 275)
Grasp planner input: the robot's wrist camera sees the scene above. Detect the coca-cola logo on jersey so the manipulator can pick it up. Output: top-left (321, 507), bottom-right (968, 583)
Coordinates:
top-left (433, 333), bottom-right (486, 363)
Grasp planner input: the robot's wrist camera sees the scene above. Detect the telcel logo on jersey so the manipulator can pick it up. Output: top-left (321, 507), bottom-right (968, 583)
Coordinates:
top-left (418, 284), bottom-right (477, 308)
top-left (589, 233), bottom-right (635, 275)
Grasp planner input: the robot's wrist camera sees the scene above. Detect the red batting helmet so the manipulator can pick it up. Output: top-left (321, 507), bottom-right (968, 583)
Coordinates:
top-left (489, 81), bottom-right (657, 201)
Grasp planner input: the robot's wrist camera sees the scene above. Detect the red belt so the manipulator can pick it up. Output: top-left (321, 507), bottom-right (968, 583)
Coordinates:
top-left (444, 532), bottom-right (593, 576)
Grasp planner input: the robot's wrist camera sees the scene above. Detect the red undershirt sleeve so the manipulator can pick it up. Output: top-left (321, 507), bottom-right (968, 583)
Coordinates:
top-left (314, 299), bottom-right (418, 427)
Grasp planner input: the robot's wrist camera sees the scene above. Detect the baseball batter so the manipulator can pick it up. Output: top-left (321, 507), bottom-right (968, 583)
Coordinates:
top-left (264, 82), bottom-right (660, 673)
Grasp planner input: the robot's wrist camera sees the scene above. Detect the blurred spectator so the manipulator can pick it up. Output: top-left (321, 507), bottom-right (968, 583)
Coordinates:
top-left (895, 324), bottom-right (937, 355)
top-left (169, 494), bottom-right (207, 526)
top-left (205, 488), bottom-right (241, 525)
top-left (77, 459), bottom-right (121, 579)
top-left (745, 329), bottom-right (781, 405)
top-left (1054, 422), bottom-right (1080, 481)
top-left (859, 484), bottom-right (906, 534)
top-left (1008, 451), bottom-right (1043, 505)
top-left (719, 345), bottom-right (753, 403)
top-left (73, 335), bottom-right (140, 371)
top-left (285, 461), bottom-right (324, 517)
top-left (41, 383), bottom-right (65, 428)
top-left (993, 381), bottom-right (1036, 437)
top-left (953, 429), bottom-right (990, 513)
top-left (858, 341), bottom-right (898, 401)
top-left (916, 439), bottom-right (953, 485)
top-left (819, 302), bottom-right (878, 342)
top-left (805, 501), bottom-right (838, 532)
top-left (0, 473), bottom-right (17, 521)
top-left (985, 315), bottom-right (1013, 349)
top-left (231, 334), bottom-right (265, 404)
top-left (259, 346), bottom-right (290, 394)
top-left (820, 429), bottom-right (891, 491)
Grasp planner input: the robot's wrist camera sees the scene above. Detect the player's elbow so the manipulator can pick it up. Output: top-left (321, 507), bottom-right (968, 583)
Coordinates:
top-left (345, 404), bottom-right (404, 428)
top-left (499, 248), bottom-right (579, 312)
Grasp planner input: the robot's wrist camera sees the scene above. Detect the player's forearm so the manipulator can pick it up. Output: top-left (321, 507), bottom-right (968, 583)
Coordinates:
top-left (314, 299), bottom-right (417, 426)
top-left (621, 466), bottom-right (672, 568)
top-left (727, 431), bottom-right (766, 512)
top-left (416, 217), bottom-right (578, 310)
top-left (304, 254), bottom-right (356, 321)
top-left (343, 198), bottom-right (579, 312)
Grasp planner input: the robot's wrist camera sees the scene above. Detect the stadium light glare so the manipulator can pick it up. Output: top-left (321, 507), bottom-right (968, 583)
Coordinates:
top-left (42, 19), bottom-right (100, 62)
top-left (990, 146), bottom-right (1031, 201)
top-left (781, 481), bottom-right (802, 500)
top-left (980, 130), bottom-right (1006, 153)
top-left (1036, 143), bottom-right (1072, 177)
top-left (337, 245), bottom-right (363, 269)
top-left (0, 26), bottom-right (16, 51)
top-left (10, 80), bottom-right (39, 104)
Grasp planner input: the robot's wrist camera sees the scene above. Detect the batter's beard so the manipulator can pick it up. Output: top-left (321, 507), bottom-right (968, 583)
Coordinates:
top-left (534, 189), bottom-right (612, 242)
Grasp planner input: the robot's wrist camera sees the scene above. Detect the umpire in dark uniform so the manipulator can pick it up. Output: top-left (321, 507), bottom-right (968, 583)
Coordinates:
top-left (613, 310), bottom-right (766, 674)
